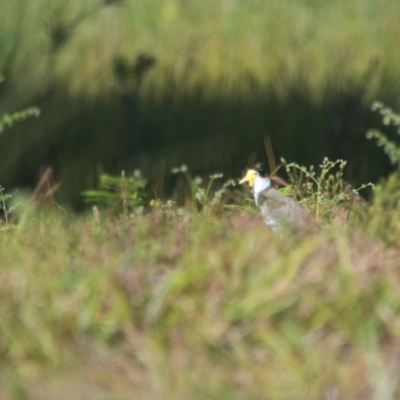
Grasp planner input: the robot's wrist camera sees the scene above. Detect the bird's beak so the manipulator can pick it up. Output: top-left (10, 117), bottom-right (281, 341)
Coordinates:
top-left (239, 170), bottom-right (255, 187)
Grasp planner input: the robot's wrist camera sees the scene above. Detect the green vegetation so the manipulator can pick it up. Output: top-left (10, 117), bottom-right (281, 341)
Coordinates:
top-left (367, 101), bottom-right (400, 169)
top-left (1, 0), bottom-right (399, 98)
top-left (0, 89), bottom-right (39, 226)
top-left (2, 123), bottom-right (400, 398)
top-left (0, 186), bottom-right (14, 227)
top-left (83, 170), bottom-right (148, 214)
top-left (0, 106), bottom-right (39, 134)
top-left (283, 157), bottom-right (374, 223)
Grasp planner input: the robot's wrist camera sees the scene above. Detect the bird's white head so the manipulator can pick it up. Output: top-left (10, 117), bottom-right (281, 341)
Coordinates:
top-left (239, 169), bottom-right (260, 188)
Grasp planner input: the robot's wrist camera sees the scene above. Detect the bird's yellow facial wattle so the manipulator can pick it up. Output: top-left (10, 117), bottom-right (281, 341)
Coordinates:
top-left (239, 169), bottom-right (259, 188)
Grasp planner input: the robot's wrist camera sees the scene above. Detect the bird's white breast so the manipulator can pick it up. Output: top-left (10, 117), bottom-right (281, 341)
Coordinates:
top-left (253, 176), bottom-right (272, 206)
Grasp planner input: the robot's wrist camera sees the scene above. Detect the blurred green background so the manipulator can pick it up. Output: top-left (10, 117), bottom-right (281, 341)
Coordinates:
top-left (1, 0), bottom-right (400, 206)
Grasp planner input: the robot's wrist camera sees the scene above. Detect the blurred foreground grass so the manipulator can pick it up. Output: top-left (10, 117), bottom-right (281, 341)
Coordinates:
top-left (2, 170), bottom-right (400, 399)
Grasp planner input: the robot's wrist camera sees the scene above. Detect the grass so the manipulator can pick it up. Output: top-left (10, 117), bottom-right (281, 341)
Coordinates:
top-left (2, 0), bottom-right (399, 99)
top-left (2, 1), bottom-right (400, 396)
top-left (1, 162), bottom-right (400, 399)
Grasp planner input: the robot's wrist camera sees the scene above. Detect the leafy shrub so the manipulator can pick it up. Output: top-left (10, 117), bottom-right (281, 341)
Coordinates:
top-left (282, 157), bottom-right (373, 223)
top-left (367, 173), bottom-right (400, 244)
top-left (171, 164), bottom-right (236, 214)
top-left (366, 101), bottom-right (400, 168)
top-left (83, 170), bottom-right (147, 215)
top-left (0, 107), bottom-right (40, 134)
top-left (0, 83), bottom-right (40, 226)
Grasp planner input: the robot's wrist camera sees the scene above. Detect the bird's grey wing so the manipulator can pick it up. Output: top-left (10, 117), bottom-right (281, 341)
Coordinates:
top-left (258, 189), bottom-right (288, 229)
top-left (258, 189), bottom-right (317, 232)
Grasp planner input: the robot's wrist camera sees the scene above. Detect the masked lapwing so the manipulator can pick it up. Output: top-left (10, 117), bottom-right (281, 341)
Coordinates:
top-left (239, 168), bottom-right (319, 234)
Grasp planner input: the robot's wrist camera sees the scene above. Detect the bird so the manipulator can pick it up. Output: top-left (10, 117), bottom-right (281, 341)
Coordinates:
top-left (239, 167), bottom-right (319, 234)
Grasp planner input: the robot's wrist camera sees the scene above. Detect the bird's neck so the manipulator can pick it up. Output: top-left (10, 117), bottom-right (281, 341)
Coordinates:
top-left (253, 176), bottom-right (271, 205)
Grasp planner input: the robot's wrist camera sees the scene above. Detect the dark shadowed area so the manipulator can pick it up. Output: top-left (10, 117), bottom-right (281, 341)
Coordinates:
top-left (1, 0), bottom-right (400, 207)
